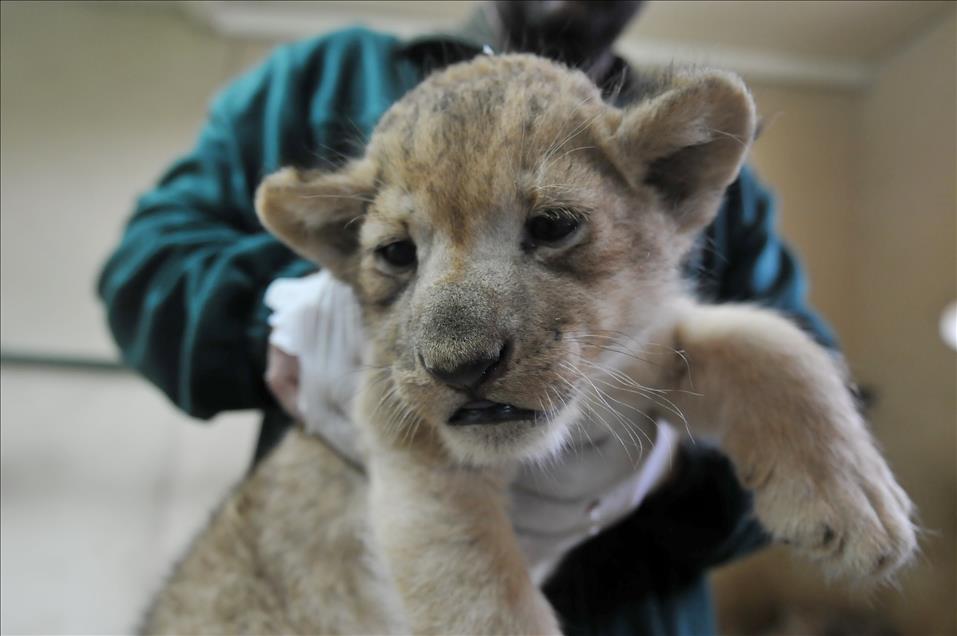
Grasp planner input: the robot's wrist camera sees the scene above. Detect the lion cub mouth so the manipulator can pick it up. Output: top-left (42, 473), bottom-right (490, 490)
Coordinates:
top-left (449, 400), bottom-right (540, 426)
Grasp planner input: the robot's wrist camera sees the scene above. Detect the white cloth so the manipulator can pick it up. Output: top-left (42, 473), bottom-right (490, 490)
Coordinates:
top-left (266, 271), bottom-right (364, 462)
top-left (511, 422), bottom-right (677, 582)
top-left (265, 273), bottom-right (677, 581)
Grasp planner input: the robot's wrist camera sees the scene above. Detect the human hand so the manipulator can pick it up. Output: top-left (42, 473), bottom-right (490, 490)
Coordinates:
top-left (265, 342), bottom-right (303, 421)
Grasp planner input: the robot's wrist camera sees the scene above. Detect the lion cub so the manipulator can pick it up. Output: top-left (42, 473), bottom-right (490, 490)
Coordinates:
top-left (143, 54), bottom-right (916, 634)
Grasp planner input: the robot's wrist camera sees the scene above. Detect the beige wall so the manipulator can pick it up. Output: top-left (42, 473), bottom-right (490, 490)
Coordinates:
top-left (714, 12), bottom-right (957, 636)
top-left (0, 2), bottom-right (259, 357)
top-left (0, 5), bottom-right (266, 632)
top-left (848, 12), bottom-right (956, 633)
top-left (748, 86), bottom-right (858, 337)
top-left (0, 2), bottom-right (953, 634)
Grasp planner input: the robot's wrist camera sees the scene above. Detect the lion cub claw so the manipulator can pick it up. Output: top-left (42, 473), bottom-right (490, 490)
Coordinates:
top-left (748, 437), bottom-right (917, 581)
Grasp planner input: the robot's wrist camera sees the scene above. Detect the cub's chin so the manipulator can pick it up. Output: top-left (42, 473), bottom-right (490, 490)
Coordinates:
top-left (437, 399), bottom-right (582, 466)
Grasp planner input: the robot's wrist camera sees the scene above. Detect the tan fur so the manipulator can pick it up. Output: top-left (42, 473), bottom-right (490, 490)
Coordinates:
top-left (143, 429), bottom-right (404, 634)
top-left (144, 54), bottom-right (915, 634)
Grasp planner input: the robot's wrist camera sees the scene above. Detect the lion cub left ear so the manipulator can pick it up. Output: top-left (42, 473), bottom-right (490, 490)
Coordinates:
top-left (612, 70), bottom-right (757, 232)
top-left (256, 160), bottom-right (375, 283)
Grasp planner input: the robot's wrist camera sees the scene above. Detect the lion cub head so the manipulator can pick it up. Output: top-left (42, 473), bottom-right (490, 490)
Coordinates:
top-left (257, 54), bottom-right (755, 466)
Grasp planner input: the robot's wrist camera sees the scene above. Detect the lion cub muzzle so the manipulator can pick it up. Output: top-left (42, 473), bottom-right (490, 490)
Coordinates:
top-left (413, 276), bottom-right (535, 425)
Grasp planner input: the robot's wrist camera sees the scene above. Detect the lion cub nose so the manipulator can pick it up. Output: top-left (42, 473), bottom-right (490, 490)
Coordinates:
top-left (423, 342), bottom-right (510, 392)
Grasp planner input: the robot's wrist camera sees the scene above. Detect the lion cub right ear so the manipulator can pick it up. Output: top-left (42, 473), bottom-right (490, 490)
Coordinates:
top-left (612, 70), bottom-right (757, 233)
top-left (256, 161), bottom-right (375, 283)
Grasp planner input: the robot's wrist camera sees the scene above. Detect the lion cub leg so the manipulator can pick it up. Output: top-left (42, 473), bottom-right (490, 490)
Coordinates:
top-left (367, 445), bottom-right (560, 635)
top-left (660, 303), bottom-right (916, 580)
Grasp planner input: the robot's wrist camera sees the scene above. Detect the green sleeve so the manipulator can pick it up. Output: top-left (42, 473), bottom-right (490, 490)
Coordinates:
top-left (97, 29), bottom-right (413, 418)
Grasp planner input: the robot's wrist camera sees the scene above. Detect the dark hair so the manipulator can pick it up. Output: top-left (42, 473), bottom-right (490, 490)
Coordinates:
top-left (492, 1), bottom-right (645, 70)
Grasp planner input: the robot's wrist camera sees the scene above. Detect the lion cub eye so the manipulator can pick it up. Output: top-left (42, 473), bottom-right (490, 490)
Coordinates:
top-left (376, 239), bottom-right (417, 270)
top-left (525, 210), bottom-right (581, 246)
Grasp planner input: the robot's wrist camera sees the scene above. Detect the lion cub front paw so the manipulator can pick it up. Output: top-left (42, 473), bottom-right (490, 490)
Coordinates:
top-left (741, 434), bottom-right (917, 581)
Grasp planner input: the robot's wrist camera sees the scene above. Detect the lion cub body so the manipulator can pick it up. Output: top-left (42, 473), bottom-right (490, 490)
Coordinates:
top-left (143, 53), bottom-right (915, 634)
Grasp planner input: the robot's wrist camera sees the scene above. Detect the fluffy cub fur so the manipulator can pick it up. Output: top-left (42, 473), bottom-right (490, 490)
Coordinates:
top-left (143, 54), bottom-right (916, 634)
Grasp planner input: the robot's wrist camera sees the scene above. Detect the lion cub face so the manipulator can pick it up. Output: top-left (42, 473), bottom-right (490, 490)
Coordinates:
top-left (258, 55), bottom-right (755, 465)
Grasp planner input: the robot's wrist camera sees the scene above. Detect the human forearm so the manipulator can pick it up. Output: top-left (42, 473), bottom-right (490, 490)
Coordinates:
top-left (98, 210), bottom-right (311, 417)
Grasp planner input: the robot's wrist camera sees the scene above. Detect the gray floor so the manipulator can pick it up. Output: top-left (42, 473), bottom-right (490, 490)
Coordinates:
top-left (0, 367), bottom-right (259, 635)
